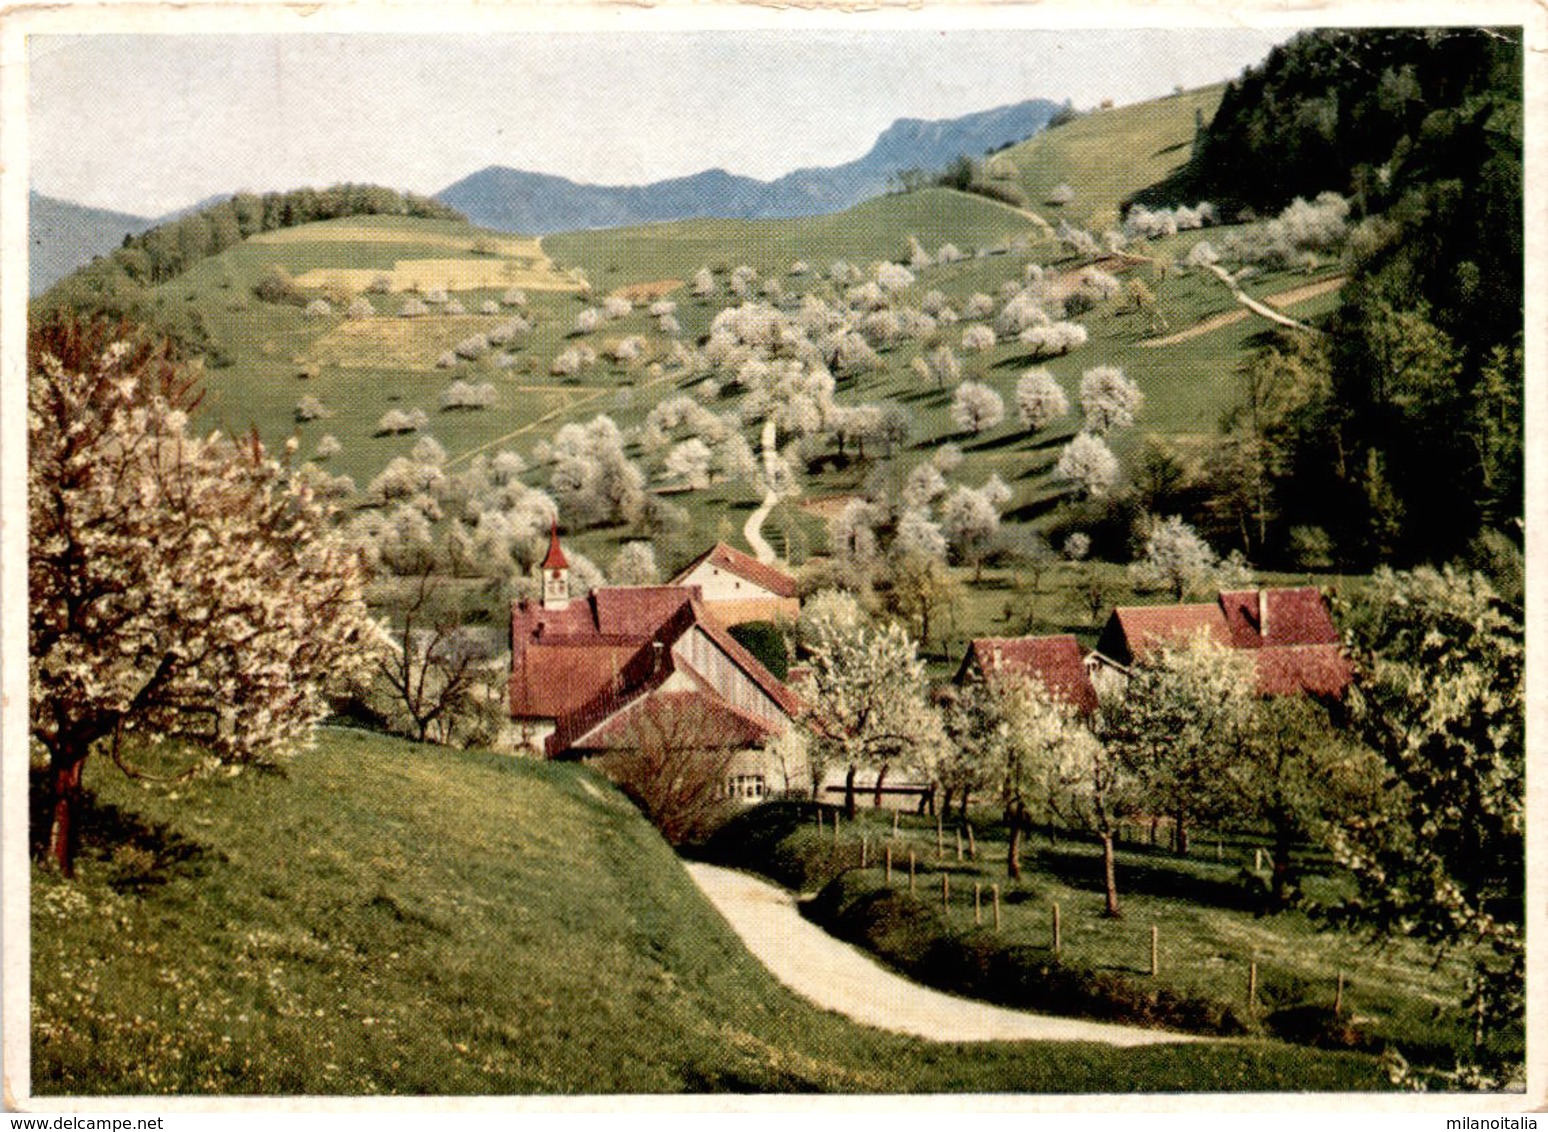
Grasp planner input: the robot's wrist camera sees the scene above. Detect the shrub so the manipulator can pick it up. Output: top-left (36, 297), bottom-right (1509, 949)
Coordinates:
top-left (728, 621), bottom-right (789, 681)
top-left (345, 297), bottom-right (375, 319)
top-left (960, 325), bottom-right (996, 354)
top-left (443, 298), bottom-right (467, 316)
top-left (502, 287), bottom-right (527, 307)
top-left (454, 335), bottom-right (488, 361)
top-left (253, 266), bottom-right (307, 307)
top-left (399, 297), bottom-right (429, 318)
top-left (294, 395), bottom-right (330, 422)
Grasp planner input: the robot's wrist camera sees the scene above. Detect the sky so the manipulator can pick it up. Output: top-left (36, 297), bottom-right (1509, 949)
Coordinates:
top-left (29, 27), bottom-right (1291, 218)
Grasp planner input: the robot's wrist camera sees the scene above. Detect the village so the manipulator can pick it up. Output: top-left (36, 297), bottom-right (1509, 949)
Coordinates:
top-left (16, 21), bottom-right (1525, 1101)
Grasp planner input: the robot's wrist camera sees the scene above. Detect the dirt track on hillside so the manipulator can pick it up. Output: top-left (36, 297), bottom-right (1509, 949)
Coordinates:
top-left (685, 862), bottom-right (1198, 1047)
top-left (1142, 274), bottom-right (1345, 347)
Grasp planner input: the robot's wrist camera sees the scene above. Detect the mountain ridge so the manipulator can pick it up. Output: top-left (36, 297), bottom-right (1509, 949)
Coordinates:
top-left (436, 98), bottom-right (1064, 233)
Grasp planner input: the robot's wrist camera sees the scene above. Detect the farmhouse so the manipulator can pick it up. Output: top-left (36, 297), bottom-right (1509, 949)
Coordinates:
top-left (669, 541), bottom-right (800, 629)
top-left (507, 528), bottom-right (802, 800)
top-left (953, 634), bottom-right (1100, 716)
top-left (1088, 586), bottom-right (1351, 699)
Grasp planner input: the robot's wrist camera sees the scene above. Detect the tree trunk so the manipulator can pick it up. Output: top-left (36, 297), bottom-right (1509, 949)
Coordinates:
top-left (47, 755), bottom-right (87, 878)
top-left (940, 784), bottom-right (954, 822)
top-left (1100, 831), bottom-right (1121, 918)
top-left (1007, 815), bottom-right (1023, 881)
top-left (844, 764), bottom-right (857, 820)
top-left (1270, 818), bottom-right (1295, 908)
top-left (1173, 813), bottom-right (1190, 856)
top-left (1149, 816), bottom-right (1158, 845)
top-left (959, 786), bottom-right (971, 822)
top-left (873, 763), bottom-right (889, 809)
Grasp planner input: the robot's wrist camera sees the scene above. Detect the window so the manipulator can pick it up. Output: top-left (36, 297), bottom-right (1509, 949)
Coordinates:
top-left (727, 774), bottom-right (765, 801)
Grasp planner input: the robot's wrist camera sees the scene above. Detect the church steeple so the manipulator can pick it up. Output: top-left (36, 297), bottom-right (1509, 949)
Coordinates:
top-left (540, 521), bottom-right (570, 610)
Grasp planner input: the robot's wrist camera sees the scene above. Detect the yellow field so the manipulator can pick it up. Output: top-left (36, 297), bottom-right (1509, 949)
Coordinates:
top-left (293, 257), bottom-right (579, 295)
top-left (251, 225), bottom-right (542, 258)
top-left (311, 315), bottom-right (517, 370)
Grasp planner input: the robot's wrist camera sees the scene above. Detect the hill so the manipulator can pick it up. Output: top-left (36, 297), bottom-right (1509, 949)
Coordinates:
top-left (437, 98), bottom-right (1063, 233)
top-left (28, 728), bottom-right (1390, 1094)
top-left (990, 85), bottom-right (1226, 232)
top-left (28, 191), bottom-right (153, 295)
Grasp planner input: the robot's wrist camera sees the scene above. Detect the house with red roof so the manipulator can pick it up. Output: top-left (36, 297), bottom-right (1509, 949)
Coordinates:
top-left (506, 527), bottom-right (803, 802)
top-left (954, 635), bottom-right (1100, 717)
top-left (1090, 586), bottom-right (1351, 699)
top-left (669, 542), bottom-right (800, 629)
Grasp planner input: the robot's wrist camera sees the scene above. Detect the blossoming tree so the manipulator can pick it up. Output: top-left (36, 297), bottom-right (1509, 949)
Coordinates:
top-left (28, 320), bottom-right (381, 875)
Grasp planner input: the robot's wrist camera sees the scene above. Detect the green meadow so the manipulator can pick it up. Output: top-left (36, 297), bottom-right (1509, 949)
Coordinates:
top-left (31, 729), bottom-right (1393, 1094)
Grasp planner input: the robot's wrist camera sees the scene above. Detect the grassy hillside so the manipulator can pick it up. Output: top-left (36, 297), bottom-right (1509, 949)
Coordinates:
top-left (545, 188), bottom-right (1041, 288)
top-left (30, 730), bottom-right (1393, 1094)
top-left (51, 81), bottom-right (1349, 645)
top-left (998, 85), bottom-right (1227, 231)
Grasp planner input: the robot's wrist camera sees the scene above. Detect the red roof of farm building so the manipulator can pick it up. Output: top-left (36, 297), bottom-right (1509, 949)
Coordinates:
top-left (956, 635), bottom-right (1100, 716)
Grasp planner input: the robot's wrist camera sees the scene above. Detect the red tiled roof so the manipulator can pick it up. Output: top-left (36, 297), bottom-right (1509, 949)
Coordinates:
top-left (1106, 603), bottom-right (1231, 665)
top-left (508, 643), bottom-right (640, 718)
top-left (1094, 587), bottom-right (1349, 699)
top-left (1250, 644), bottom-right (1352, 697)
top-left (570, 690), bottom-right (779, 752)
top-left (591, 586), bottom-right (704, 637)
top-left (672, 541), bottom-right (798, 599)
top-left (1218, 588), bottom-right (1341, 649)
top-left (959, 635), bottom-right (1099, 716)
top-left (511, 580), bottom-right (800, 756)
top-left (541, 522), bottom-right (568, 570)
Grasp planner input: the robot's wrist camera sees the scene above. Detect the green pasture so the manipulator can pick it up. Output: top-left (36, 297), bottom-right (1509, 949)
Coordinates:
top-left (30, 730), bottom-right (1391, 1094)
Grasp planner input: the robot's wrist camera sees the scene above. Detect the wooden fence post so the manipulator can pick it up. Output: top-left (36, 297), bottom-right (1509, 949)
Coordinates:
top-left (967, 824), bottom-right (977, 860)
top-left (936, 813), bottom-right (944, 859)
top-left (974, 882), bottom-right (983, 925)
top-left (885, 843), bottom-right (893, 885)
top-left (892, 810), bottom-right (899, 839)
top-left (1248, 959), bottom-right (1258, 1008)
top-left (1052, 902), bottom-right (1062, 954)
top-left (956, 828), bottom-right (964, 861)
top-left (909, 850), bottom-right (916, 894)
top-left (1150, 924), bottom-right (1159, 977)
top-left (941, 873), bottom-right (950, 912)
top-left (1254, 847), bottom-right (1263, 871)
top-left (992, 884), bottom-right (1001, 931)
top-left (1215, 838), bottom-right (1222, 861)
top-left (834, 811), bottom-right (841, 841)
top-left (861, 835), bottom-right (868, 868)
top-left (1335, 970), bottom-right (1345, 1016)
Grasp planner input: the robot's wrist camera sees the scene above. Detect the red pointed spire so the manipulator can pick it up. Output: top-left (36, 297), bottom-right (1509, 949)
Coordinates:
top-left (541, 520), bottom-right (568, 570)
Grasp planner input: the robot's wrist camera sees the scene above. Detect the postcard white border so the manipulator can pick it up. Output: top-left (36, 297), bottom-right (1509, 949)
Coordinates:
top-left (2, 0), bottom-right (1544, 1116)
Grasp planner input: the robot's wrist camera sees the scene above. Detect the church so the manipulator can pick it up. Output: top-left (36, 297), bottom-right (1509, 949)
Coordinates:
top-left (505, 527), bottom-right (803, 800)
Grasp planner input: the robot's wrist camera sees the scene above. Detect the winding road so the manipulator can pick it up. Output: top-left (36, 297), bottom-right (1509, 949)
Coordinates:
top-left (741, 417), bottom-right (780, 563)
top-left (685, 862), bottom-right (1198, 1047)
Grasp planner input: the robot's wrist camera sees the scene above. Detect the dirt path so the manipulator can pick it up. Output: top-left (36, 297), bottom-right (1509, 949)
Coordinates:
top-left (1142, 274), bottom-right (1344, 348)
top-left (684, 862), bottom-right (1198, 1047)
top-left (741, 418), bottom-right (780, 564)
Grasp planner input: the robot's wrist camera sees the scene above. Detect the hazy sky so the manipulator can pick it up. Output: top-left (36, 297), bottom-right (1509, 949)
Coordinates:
top-left (30, 28), bottom-right (1289, 217)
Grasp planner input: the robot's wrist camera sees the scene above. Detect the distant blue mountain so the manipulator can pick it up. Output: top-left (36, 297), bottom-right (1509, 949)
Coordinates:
top-left (28, 191), bottom-right (153, 295)
top-left (436, 98), bottom-right (1063, 234)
